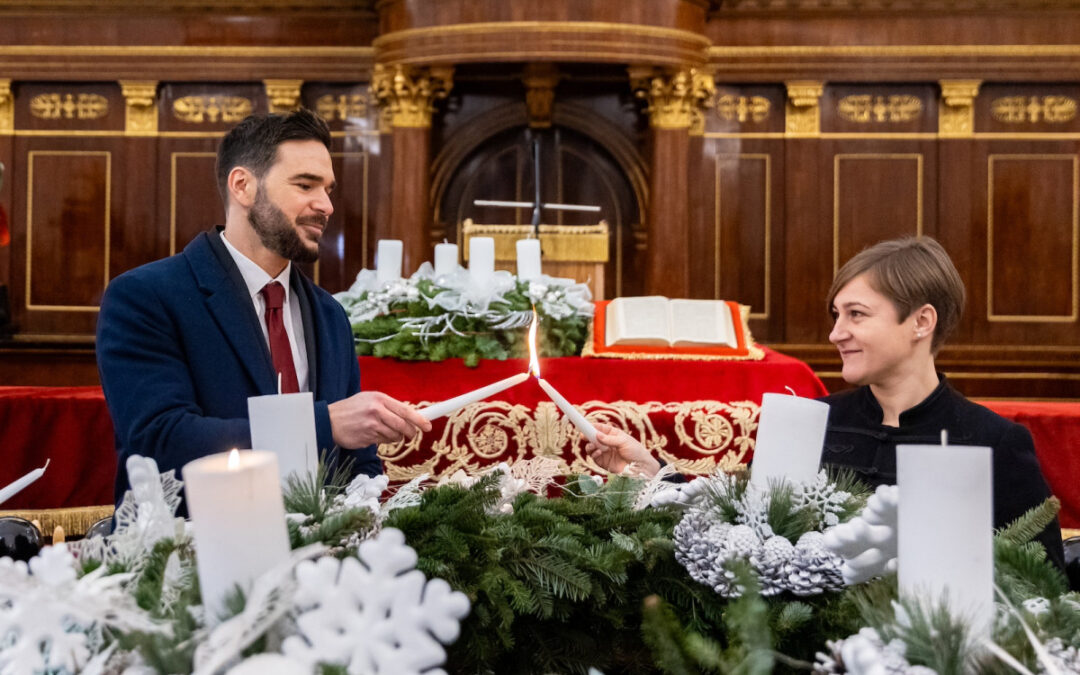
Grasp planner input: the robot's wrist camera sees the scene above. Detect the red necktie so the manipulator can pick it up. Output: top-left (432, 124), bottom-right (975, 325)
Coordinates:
top-left (260, 281), bottom-right (299, 394)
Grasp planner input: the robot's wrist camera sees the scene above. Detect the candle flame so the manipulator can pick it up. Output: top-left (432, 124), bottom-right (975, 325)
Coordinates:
top-left (527, 306), bottom-right (541, 378)
top-left (227, 449), bottom-right (240, 470)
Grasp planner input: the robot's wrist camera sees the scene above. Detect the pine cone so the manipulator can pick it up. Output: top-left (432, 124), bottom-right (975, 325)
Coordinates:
top-left (754, 535), bottom-right (794, 596)
top-left (788, 531), bottom-right (845, 596)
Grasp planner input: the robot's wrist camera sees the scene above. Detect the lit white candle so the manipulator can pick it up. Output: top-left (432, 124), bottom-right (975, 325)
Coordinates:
top-left (182, 450), bottom-right (291, 622)
top-left (0, 459), bottom-right (50, 506)
top-left (537, 377), bottom-right (598, 444)
top-left (376, 239), bottom-right (404, 283)
top-left (434, 241), bottom-right (459, 277)
top-left (897, 441), bottom-right (993, 637)
top-left (469, 237), bottom-right (495, 287)
top-left (418, 372), bottom-right (529, 421)
top-left (749, 392), bottom-right (830, 490)
top-left (248, 392), bottom-right (318, 481)
top-left (515, 238), bottom-right (542, 280)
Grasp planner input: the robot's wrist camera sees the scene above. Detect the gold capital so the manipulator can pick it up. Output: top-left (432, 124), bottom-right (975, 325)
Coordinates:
top-left (939, 79), bottom-right (981, 137)
top-left (522, 63), bottom-right (560, 129)
top-left (629, 66), bottom-right (715, 131)
top-left (264, 79), bottom-right (304, 114)
top-left (371, 64), bottom-right (453, 129)
top-left (120, 80), bottom-right (158, 136)
top-left (0, 79), bottom-right (12, 134)
top-left (785, 81), bottom-right (824, 137)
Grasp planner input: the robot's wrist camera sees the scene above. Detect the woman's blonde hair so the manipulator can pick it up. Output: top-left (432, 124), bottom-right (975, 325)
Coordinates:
top-left (827, 237), bottom-right (965, 355)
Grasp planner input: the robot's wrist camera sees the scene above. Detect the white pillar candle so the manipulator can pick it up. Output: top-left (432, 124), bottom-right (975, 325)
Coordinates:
top-left (469, 237), bottom-right (495, 287)
top-left (897, 442), bottom-right (993, 637)
top-left (418, 373), bottom-right (529, 421)
top-left (749, 392), bottom-right (830, 490)
top-left (182, 450), bottom-right (291, 622)
top-left (0, 459), bottom-right (49, 506)
top-left (248, 392), bottom-right (318, 481)
top-left (434, 242), bottom-right (459, 277)
top-left (537, 377), bottom-right (598, 444)
top-left (515, 238), bottom-right (542, 280)
top-left (376, 239), bottom-right (403, 283)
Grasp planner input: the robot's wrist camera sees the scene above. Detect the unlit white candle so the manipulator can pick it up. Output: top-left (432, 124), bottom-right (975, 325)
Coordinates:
top-left (537, 377), bottom-right (598, 444)
top-left (749, 392), bottom-right (830, 490)
top-left (469, 237), bottom-right (495, 287)
top-left (516, 238), bottom-right (542, 280)
top-left (182, 450), bottom-right (291, 622)
top-left (418, 372), bottom-right (529, 421)
top-left (0, 459), bottom-right (50, 506)
top-left (897, 442), bottom-right (994, 637)
top-left (376, 239), bottom-right (404, 283)
top-left (434, 242), bottom-right (458, 277)
top-left (248, 392), bottom-right (319, 481)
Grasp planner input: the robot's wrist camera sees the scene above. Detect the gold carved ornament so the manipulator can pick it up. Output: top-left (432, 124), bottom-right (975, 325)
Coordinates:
top-left (315, 93), bottom-right (368, 122)
top-left (370, 63), bottom-right (453, 129)
top-left (716, 95), bottom-right (771, 124)
top-left (29, 93), bottom-right (109, 120)
top-left (629, 67), bottom-right (715, 131)
top-left (522, 63), bottom-right (560, 129)
top-left (172, 96), bottom-right (253, 124)
top-left (785, 81), bottom-right (823, 136)
top-left (120, 81), bottom-right (158, 136)
top-left (991, 96), bottom-right (1078, 124)
top-left (376, 399), bottom-right (760, 482)
top-left (264, 79), bottom-right (303, 114)
top-left (836, 95), bottom-right (923, 123)
top-left (939, 80), bottom-right (981, 137)
top-left (0, 80), bottom-right (11, 133)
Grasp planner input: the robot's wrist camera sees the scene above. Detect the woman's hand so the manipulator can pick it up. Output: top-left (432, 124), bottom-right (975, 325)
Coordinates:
top-left (584, 423), bottom-right (661, 478)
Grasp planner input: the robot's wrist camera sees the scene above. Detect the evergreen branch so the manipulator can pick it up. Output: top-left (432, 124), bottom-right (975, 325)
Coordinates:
top-left (996, 497), bottom-right (1061, 545)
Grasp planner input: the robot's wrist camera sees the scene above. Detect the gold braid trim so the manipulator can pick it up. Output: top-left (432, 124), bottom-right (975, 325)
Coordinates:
top-left (0, 505), bottom-right (114, 537)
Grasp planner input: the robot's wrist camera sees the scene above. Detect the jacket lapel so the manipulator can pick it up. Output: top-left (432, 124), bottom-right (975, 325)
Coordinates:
top-left (290, 266), bottom-right (320, 395)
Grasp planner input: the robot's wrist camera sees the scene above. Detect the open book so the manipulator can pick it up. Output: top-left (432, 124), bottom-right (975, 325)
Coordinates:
top-left (604, 296), bottom-right (739, 348)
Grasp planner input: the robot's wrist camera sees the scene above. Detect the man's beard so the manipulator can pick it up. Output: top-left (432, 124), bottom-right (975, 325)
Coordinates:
top-left (248, 187), bottom-right (325, 264)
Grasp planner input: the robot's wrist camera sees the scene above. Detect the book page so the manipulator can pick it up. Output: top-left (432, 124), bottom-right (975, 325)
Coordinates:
top-left (668, 299), bottom-right (736, 348)
top-left (605, 296), bottom-right (672, 346)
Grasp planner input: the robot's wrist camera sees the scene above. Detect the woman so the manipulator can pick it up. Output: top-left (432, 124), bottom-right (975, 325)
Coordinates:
top-left (587, 237), bottom-right (1064, 569)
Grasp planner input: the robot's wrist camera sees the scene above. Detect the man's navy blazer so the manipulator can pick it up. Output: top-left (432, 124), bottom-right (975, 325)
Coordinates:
top-left (97, 228), bottom-right (379, 508)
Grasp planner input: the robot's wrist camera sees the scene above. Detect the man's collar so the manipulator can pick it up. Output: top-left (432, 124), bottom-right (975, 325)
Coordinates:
top-left (219, 230), bottom-right (292, 300)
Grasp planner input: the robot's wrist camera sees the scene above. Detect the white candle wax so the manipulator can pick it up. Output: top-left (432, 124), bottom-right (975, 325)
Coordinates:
top-left (434, 242), bottom-right (459, 277)
top-left (537, 377), bottom-right (598, 444)
top-left (515, 238), bottom-right (542, 280)
top-left (248, 392), bottom-right (318, 481)
top-left (0, 459), bottom-right (49, 506)
top-left (897, 443), bottom-right (994, 637)
top-left (749, 392), bottom-right (830, 490)
top-left (418, 372), bottom-right (529, 421)
top-left (182, 450), bottom-right (291, 622)
top-left (376, 239), bottom-right (404, 283)
top-left (469, 237), bottom-right (495, 287)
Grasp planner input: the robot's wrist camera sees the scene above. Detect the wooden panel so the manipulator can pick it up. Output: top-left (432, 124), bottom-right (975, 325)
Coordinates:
top-left (714, 153), bottom-right (771, 319)
top-left (976, 83), bottom-right (1080, 135)
top-left (987, 154), bottom-right (1078, 321)
top-left (169, 151), bottom-right (220, 253)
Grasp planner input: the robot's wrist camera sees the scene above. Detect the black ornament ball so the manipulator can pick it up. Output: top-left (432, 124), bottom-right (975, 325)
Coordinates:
top-left (84, 516), bottom-right (114, 539)
top-left (0, 516), bottom-right (43, 562)
top-left (1064, 536), bottom-right (1080, 593)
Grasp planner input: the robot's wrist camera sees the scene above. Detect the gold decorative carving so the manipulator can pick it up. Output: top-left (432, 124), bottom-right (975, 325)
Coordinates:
top-left (315, 93), bottom-right (368, 121)
top-left (939, 80), bottom-right (981, 137)
top-left (837, 95), bottom-right (923, 123)
top-left (716, 95), bottom-right (771, 124)
top-left (0, 79), bottom-right (11, 134)
top-left (462, 220), bottom-right (610, 263)
top-left (119, 80), bottom-right (158, 136)
top-left (263, 79), bottom-right (302, 114)
top-left (370, 63), bottom-right (453, 129)
top-left (172, 96), bottom-right (253, 124)
top-left (629, 66), bottom-right (715, 130)
top-left (784, 81), bottom-right (823, 136)
top-left (377, 399), bottom-right (760, 482)
top-left (522, 63), bottom-right (560, 129)
top-left (991, 96), bottom-right (1078, 124)
top-left (29, 92), bottom-right (108, 120)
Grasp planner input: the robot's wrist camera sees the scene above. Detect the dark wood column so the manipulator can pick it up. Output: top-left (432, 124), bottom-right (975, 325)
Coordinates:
top-left (372, 64), bottom-right (453, 275)
top-left (631, 67), bottom-right (714, 298)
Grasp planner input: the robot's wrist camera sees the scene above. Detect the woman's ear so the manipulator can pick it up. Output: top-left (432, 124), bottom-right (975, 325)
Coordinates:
top-left (913, 303), bottom-right (937, 341)
top-left (227, 167), bottom-right (257, 209)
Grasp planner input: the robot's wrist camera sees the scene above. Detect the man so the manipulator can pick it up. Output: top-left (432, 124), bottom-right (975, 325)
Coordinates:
top-left (97, 109), bottom-right (429, 509)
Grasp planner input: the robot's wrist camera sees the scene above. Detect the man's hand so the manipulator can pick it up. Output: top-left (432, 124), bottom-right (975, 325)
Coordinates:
top-left (584, 422), bottom-right (661, 478)
top-left (329, 391), bottom-right (432, 448)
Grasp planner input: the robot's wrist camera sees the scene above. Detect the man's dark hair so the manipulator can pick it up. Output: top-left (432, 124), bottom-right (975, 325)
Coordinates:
top-left (215, 108), bottom-right (332, 205)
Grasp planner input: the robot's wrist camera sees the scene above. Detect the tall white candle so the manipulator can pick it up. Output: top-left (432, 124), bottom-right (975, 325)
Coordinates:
top-left (434, 242), bottom-right (459, 277)
top-left (0, 459), bottom-right (50, 506)
top-left (469, 237), bottom-right (495, 287)
top-left (418, 373), bottom-right (529, 421)
top-left (897, 442), bottom-right (993, 637)
top-left (515, 238), bottom-right (542, 280)
top-left (537, 377), bottom-right (598, 444)
top-left (749, 393), bottom-right (830, 490)
top-left (182, 450), bottom-right (291, 622)
top-left (376, 239), bottom-right (404, 283)
top-left (248, 392), bottom-right (318, 481)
